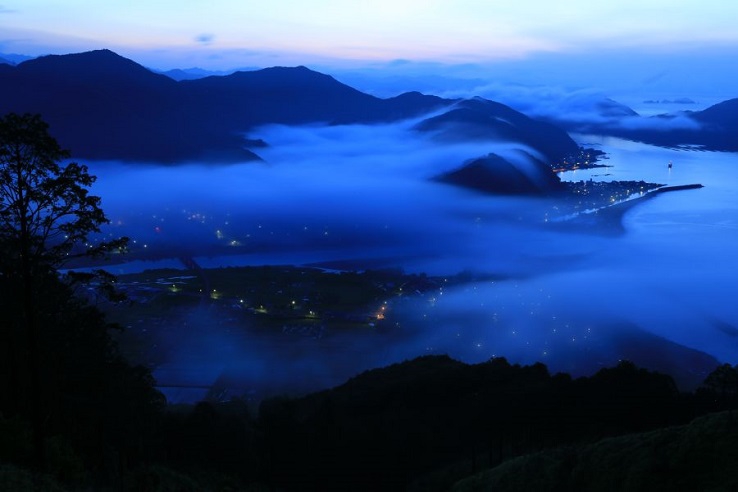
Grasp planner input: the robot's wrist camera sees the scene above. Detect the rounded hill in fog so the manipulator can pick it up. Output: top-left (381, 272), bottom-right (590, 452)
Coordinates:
top-left (434, 152), bottom-right (564, 196)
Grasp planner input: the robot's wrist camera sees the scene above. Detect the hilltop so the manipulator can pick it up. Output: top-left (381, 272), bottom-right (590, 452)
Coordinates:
top-left (0, 49), bottom-right (579, 164)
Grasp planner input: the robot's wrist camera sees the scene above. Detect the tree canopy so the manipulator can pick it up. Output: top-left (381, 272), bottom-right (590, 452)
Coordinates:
top-left (0, 112), bottom-right (126, 272)
top-left (0, 113), bottom-right (155, 480)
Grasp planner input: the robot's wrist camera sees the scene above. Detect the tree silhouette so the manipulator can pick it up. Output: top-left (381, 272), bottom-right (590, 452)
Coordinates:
top-left (703, 363), bottom-right (738, 416)
top-left (0, 112), bottom-right (128, 469)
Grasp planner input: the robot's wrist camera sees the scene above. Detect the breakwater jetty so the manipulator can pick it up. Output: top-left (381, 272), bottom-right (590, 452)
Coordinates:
top-left (654, 183), bottom-right (704, 193)
top-left (552, 182), bottom-right (704, 235)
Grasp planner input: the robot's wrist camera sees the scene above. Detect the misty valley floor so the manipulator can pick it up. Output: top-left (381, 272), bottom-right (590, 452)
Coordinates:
top-left (81, 136), bottom-right (738, 404)
top-left (104, 266), bottom-right (495, 403)
top-left (103, 262), bottom-right (718, 405)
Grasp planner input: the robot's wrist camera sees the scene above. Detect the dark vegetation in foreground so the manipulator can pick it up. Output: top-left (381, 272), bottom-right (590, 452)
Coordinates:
top-left (452, 410), bottom-right (738, 492)
top-left (3, 336), bottom-right (738, 491)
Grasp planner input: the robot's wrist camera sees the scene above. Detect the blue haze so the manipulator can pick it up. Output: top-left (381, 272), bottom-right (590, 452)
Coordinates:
top-left (88, 122), bottom-right (738, 401)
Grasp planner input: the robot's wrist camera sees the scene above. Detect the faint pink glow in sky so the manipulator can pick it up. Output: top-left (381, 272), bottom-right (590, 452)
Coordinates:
top-left (1, 1), bottom-right (737, 69)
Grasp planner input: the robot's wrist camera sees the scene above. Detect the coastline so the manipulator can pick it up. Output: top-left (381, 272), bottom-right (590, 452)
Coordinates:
top-left (552, 183), bottom-right (704, 235)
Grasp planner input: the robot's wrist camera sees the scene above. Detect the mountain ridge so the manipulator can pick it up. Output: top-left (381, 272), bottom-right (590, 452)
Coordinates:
top-left (542, 95), bottom-right (738, 152)
top-left (0, 49), bottom-right (580, 164)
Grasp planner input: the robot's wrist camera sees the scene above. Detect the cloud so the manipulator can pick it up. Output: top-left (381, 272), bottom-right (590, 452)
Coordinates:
top-left (84, 116), bottom-right (738, 403)
top-left (195, 33), bottom-right (215, 45)
top-left (88, 118), bottom-right (566, 276)
top-left (435, 83), bottom-right (703, 133)
top-left (614, 113), bottom-right (702, 132)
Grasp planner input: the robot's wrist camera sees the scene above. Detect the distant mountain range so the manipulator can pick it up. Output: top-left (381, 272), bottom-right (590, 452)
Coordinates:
top-left (0, 49), bottom-right (580, 165)
top-left (624, 98), bottom-right (738, 152)
top-left (2, 48), bottom-right (733, 175)
top-left (541, 96), bottom-right (738, 153)
top-left (0, 52), bottom-right (33, 65)
top-left (158, 67), bottom-right (239, 81)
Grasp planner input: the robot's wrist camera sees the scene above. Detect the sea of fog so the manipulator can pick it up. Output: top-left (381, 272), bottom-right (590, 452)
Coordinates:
top-left (86, 125), bottom-right (738, 401)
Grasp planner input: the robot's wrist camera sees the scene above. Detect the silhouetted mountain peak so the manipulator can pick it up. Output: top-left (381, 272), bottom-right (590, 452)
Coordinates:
top-left (0, 48), bottom-right (582, 164)
top-left (416, 97), bottom-right (580, 163)
top-left (18, 48), bottom-right (172, 87)
top-left (208, 65), bottom-right (366, 97)
top-left (420, 97), bottom-right (551, 131)
top-left (694, 98), bottom-right (738, 127)
top-left (388, 90), bottom-right (437, 101)
top-left (22, 48), bottom-right (130, 70)
top-left (596, 97), bottom-right (639, 117)
top-left (435, 152), bottom-right (563, 195)
top-left (422, 106), bottom-right (511, 128)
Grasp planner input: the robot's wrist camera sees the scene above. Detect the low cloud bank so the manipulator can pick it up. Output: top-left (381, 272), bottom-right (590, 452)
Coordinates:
top-left (87, 119), bottom-right (737, 402)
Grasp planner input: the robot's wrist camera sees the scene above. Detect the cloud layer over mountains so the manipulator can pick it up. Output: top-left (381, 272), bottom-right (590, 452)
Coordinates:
top-left (4, 49), bottom-right (736, 165)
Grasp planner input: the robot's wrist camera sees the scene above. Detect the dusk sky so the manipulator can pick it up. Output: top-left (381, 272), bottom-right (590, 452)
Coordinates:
top-left (2, 0), bottom-right (737, 71)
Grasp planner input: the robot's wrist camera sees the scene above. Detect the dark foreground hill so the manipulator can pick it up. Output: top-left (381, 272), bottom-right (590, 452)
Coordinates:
top-left (2, 353), bottom-right (734, 491)
top-left (252, 356), bottom-right (723, 491)
top-left (452, 411), bottom-right (738, 492)
top-left (0, 49), bottom-right (580, 164)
